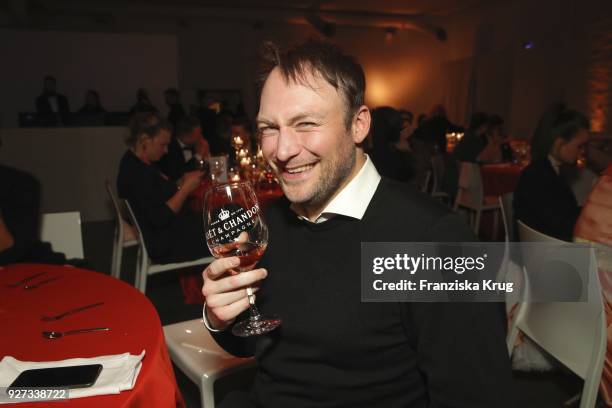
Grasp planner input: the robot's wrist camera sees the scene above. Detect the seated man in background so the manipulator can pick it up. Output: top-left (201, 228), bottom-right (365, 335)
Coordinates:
top-left (0, 165), bottom-right (68, 265)
top-left (157, 115), bottom-right (210, 181)
top-left (35, 75), bottom-right (70, 125)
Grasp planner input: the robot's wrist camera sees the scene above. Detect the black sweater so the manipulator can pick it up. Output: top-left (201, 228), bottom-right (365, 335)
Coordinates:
top-left (513, 159), bottom-right (580, 242)
top-left (213, 179), bottom-right (515, 407)
top-left (116, 150), bottom-right (208, 263)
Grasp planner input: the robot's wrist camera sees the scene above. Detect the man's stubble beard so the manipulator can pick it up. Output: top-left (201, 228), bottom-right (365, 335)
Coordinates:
top-left (304, 142), bottom-right (356, 209)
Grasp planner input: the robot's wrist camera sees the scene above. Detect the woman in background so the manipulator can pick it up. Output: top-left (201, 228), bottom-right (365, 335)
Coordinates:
top-left (77, 90), bottom-right (106, 115)
top-left (117, 112), bottom-right (207, 263)
top-left (513, 103), bottom-right (590, 241)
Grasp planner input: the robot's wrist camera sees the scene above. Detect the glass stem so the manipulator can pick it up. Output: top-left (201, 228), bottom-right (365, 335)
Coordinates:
top-left (249, 303), bottom-right (262, 322)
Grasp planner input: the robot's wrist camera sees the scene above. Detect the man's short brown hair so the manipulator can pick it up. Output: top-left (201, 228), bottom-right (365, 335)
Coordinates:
top-left (257, 39), bottom-right (366, 129)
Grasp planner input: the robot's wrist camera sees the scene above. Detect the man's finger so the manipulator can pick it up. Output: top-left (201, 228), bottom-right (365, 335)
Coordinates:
top-left (206, 287), bottom-right (260, 308)
top-left (208, 268), bottom-right (267, 294)
top-left (209, 297), bottom-right (252, 323)
top-left (205, 257), bottom-right (240, 279)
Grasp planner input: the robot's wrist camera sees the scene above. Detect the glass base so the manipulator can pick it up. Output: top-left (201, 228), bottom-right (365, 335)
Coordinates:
top-left (232, 314), bottom-right (282, 337)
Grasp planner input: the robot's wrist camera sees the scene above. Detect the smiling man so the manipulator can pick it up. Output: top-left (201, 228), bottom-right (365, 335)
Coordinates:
top-left (202, 40), bottom-right (516, 408)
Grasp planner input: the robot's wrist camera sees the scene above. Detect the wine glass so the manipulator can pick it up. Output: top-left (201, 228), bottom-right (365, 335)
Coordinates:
top-left (203, 181), bottom-right (281, 337)
top-left (208, 156), bottom-right (228, 184)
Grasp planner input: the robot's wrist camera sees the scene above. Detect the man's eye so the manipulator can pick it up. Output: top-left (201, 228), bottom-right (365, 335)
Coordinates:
top-left (297, 122), bottom-right (317, 128)
top-left (259, 127), bottom-right (278, 136)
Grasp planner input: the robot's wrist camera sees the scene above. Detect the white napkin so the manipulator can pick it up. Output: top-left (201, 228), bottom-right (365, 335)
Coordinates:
top-left (0, 351), bottom-right (145, 404)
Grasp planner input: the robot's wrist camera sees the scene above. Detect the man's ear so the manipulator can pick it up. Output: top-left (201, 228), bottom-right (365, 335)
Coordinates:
top-left (351, 105), bottom-right (371, 144)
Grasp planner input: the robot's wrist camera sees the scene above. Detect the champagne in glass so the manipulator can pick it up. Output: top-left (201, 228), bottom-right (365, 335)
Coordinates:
top-left (204, 181), bottom-right (281, 337)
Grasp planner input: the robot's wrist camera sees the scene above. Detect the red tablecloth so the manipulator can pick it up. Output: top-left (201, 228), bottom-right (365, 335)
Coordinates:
top-left (0, 264), bottom-right (184, 408)
top-left (480, 163), bottom-right (523, 196)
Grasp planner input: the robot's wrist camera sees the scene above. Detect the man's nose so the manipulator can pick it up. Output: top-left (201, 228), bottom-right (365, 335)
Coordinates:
top-left (275, 128), bottom-right (301, 162)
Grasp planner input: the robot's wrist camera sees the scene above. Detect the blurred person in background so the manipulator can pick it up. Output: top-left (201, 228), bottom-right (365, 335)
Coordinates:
top-left (129, 88), bottom-right (158, 115)
top-left (164, 88), bottom-right (186, 130)
top-left (0, 165), bottom-right (74, 265)
top-left (413, 104), bottom-right (462, 154)
top-left (514, 103), bottom-right (590, 241)
top-left (35, 75), bottom-right (70, 124)
top-left (77, 89), bottom-right (106, 115)
top-left (117, 112), bottom-right (208, 263)
top-left (454, 112), bottom-right (489, 163)
top-left (157, 115), bottom-right (210, 181)
top-left (477, 114), bottom-right (509, 164)
top-left (370, 106), bottom-right (416, 184)
top-left (195, 90), bottom-right (218, 144)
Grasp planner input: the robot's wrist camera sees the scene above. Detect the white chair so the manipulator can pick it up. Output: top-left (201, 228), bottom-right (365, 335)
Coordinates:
top-left (124, 200), bottom-right (215, 293)
top-left (453, 161), bottom-right (500, 236)
top-left (40, 211), bottom-right (84, 259)
top-left (509, 220), bottom-right (606, 408)
top-left (163, 319), bottom-right (256, 408)
top-left (499, 193), bottom-right (514, 243)
top-left (420, 170), bottom-right (431, 194)
top-left (430, 154), bottom-right (450, 203)
top-left (105, 180), bottom-right (138, 279)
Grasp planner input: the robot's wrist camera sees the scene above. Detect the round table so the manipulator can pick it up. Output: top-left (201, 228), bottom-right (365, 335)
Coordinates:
top-left (0, 264), bottom-right (184, 408)
top-left (480, 163), bottom-right (523, 196)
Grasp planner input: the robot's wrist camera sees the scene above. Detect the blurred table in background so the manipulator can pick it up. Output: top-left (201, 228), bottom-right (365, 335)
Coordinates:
top-left (480, 163), bottom-right (523, 196)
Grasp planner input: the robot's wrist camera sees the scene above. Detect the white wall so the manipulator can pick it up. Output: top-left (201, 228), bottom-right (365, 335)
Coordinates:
top-left (0, 127), bottom-right (127, 222)
top-left (177, 21), bottom-right (448, 119)
top-left (0, 29), bottom-right (179, 128)
top-left (443, 0), bottom-right (612, 137)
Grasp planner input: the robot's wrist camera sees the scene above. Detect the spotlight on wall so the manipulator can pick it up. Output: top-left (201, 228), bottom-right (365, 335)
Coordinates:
top-left (385, 27), bottom-right (397, 43)
top-left (522, 41), bottom-right (535, 50)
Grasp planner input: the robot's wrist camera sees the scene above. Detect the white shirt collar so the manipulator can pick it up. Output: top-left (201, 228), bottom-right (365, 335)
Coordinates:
top-left (548, 154), bottom-right (561, 175)
top-left (291, 154), bottom-right (381, 224)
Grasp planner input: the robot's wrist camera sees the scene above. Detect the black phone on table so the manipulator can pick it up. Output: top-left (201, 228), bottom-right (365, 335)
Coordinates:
top-left (8, 364), bottom-right (103, 389)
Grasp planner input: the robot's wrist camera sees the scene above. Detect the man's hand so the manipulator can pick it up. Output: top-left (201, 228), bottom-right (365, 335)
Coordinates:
top-left (202, 257), bottom-right (268, 331)
top-left (179, 170), bottom-right (203, 193)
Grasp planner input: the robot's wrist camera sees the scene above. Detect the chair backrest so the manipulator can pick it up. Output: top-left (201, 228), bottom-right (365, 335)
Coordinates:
top-left (499, 193), bottom-right (514, 242)
top-left (420, 170), bottom-right (432, 193)
top-left (123, 200), bottom-right (149, 261)
top-left (40, 211), bottom-right (84, 259)
top-left (516, 220), bottom-right (606, 384)
top-left (105, 180), bottom-right (122, 222)
top-left (517, 219), bottom-right (563, 243)
top-left (454, 161), bottom-right (484, 208)
top-left (430, 154), bottom-right (445, 193)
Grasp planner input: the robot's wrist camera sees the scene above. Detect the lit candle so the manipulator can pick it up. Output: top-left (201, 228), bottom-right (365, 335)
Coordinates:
top-left (240, 157), bottom-right (251, 167)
